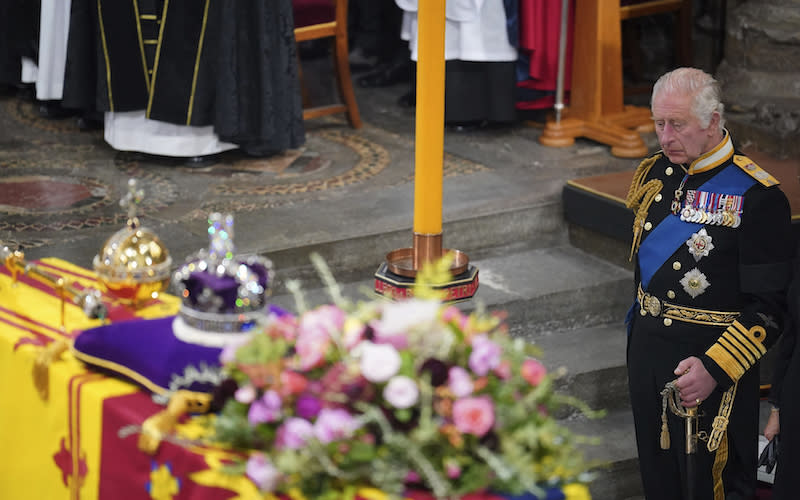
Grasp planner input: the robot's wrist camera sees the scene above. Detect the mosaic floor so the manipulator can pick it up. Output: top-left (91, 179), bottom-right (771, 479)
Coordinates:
top-left (0, 94), bottom-right (488, 254)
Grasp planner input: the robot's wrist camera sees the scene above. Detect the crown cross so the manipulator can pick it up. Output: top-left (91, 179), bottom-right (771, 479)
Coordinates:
top-left (207, 213), bottom-right (235, 261)
top-left (120, 179), bottom-right (144, 228)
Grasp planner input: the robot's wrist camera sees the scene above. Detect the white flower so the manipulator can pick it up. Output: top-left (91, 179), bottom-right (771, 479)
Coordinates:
top-left (373, 299), bottom-right (440, 337)
top-left (359, 341), bottom-right (401, 382)
top-left (383, 375), bottom-right (419, 409)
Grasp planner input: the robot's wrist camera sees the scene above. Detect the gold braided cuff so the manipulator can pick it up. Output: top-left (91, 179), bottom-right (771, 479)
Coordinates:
top-left (705, 321), bottom-right (767, 382)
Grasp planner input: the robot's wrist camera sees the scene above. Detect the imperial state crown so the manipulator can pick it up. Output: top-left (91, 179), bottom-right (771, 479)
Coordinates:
top-left (170, 213), bottom-right (274, 346)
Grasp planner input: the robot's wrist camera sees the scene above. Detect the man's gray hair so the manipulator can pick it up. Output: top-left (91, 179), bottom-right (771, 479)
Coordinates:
top-left (651, 67), bottom-right (726, 130)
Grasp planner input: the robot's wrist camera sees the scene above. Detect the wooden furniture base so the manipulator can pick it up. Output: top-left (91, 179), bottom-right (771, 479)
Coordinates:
top-left (541, 106), bottom-right (654, 158)
top-left (539, 0), bottom-right (678, 158)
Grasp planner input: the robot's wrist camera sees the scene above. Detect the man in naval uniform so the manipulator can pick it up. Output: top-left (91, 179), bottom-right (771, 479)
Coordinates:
top-left (625, 67), bottom-right (794, 500)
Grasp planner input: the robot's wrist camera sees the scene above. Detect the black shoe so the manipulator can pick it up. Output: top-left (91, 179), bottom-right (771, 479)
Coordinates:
top-left (358, 60), bottom-right (412, 88)
top-left (349, 46), bottom-right (379, 73)
top-left (77, 116), bottom-right (103, 131)
top-left (38, 100), bottom-right (78, 119)
top-left (184, 155), bottom-right (218, 168)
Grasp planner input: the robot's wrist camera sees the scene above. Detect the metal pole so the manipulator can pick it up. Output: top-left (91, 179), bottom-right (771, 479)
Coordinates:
top-left (554, 0), bottom-right (570, 123)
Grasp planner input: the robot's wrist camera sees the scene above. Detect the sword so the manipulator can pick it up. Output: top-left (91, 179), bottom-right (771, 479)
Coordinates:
top-left (684, 406), bottom-right (699, 500)
top-left (660, 381), bottom-right (701, 500)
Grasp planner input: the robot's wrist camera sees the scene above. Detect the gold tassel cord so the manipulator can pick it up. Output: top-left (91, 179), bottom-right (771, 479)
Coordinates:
top-left (659, 380), bottom-right (682, 450)
top-left (628, 180), bottom-right (663, 261)
top-left (706, 382), bottom-right (737, 452)
top-left (625, 155), bottom-right (662, 261)
top-left (625, 154), bottom-right (660, 210)
top-left (32, 338), bottom-right (70, 401)
top-left (138, 390), bottom-right (213, 455)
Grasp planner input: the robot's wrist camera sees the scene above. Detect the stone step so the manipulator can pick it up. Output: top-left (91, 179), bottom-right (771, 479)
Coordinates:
top-left (564, 408), bottom-right (643, 500)
top-left (535, 323), bottom-right (630, 415)
top-left (266, 243), bottom-right (634, 335)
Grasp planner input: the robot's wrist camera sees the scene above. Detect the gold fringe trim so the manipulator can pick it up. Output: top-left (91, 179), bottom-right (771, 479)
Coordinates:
top-left (32, 338), bottom-right (70, 401)
top-left (625, 154), bottom-right (663, 261)
top-left (138, 390), bottom-right (212, 455)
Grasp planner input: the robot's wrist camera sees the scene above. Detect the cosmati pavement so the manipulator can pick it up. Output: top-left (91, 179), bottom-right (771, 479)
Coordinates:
top-left (0, 59), bottom-right (643, 282)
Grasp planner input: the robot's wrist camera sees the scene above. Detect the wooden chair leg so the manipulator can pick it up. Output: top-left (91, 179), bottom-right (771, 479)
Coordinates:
top-left (332, 29), bottom-right (362, 128)
top-left (296, 52), bottom-right (312, 109)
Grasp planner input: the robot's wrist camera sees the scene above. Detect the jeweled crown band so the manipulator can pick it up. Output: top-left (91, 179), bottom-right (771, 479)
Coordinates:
top-left (178, 305), bottom-right (264, 333)
top-left (637, 284), bottom-right (740, 327)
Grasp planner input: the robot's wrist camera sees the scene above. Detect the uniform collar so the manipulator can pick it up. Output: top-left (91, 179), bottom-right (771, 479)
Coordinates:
top-left (686, 129), bottom-right (733, 175)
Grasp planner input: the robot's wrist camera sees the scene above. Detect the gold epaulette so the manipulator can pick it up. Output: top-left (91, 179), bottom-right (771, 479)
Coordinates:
top-left (733, 155), bottom-right (780, 187)
top-left (626, 153), bottom-right (663, 260)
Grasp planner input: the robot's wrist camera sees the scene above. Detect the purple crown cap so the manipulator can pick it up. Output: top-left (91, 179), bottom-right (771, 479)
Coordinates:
top-left (172, 213), bottom-right (274, 331)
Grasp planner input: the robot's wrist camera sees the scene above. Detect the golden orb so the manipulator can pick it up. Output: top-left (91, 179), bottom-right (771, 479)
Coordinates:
top-left (93, 225), bottom-right (172, 308)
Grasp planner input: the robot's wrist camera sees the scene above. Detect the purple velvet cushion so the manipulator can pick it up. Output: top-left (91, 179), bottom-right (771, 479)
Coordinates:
top-left (72, 316), bottom-right (222, 395)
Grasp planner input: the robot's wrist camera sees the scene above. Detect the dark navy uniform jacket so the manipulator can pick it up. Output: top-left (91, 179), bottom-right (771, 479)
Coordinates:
top-left (628, 131), bottom-right (794, 387)
top-left (625, 131), bottom-right (794, 499)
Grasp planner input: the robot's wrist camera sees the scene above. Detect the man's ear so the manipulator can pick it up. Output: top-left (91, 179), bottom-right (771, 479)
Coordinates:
top-left (708, 112), bottom-right (721, 133)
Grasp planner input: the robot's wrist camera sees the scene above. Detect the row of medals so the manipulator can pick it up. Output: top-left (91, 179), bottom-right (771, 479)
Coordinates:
top-left (679, 205), bottom-right (741, 227)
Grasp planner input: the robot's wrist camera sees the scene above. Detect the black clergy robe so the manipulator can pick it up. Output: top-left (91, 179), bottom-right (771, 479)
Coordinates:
top-left (63, 0), bottom-right (304, 155)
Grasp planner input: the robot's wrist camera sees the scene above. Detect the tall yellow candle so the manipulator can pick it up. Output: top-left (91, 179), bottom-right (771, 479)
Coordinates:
top-left (413, 0), bottom-right (446, 235)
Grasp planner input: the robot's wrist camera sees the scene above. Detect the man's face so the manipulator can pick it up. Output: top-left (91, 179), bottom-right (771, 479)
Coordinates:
top-left (651, 91), bottom-right (716, 165)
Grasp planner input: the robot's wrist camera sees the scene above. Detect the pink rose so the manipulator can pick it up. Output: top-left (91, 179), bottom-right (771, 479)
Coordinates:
top-left (267, 313), bottom-right (299, 341)
top-left (294, 305), bottom-right (345, 370)
top-left (452, 396), bottom-right (495, 437)
top-left (521, 358), bottom-right (547, 386)
top-left (494, 359), bottom-right (512, 379)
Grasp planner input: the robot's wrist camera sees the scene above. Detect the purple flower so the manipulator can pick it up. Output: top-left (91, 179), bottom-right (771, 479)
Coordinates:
top-left (447, 366), bottom-right (474, 398)
top-left (383, 375), bottom-right (419, 409)
top-left (247, 390), bottom-right (282, 425)
top-left (275, 417), bottom-right (314, 450)
top-left (314, 408), bottom-right (360, 443)
top-left (468, 334), bottom-right (502, 376)
top-left (245, 453), bottom-right (280, 491)
top-left (295, 393), bottom-right (323, 420)
top-left (359, 341), bottom-right (401, 383)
